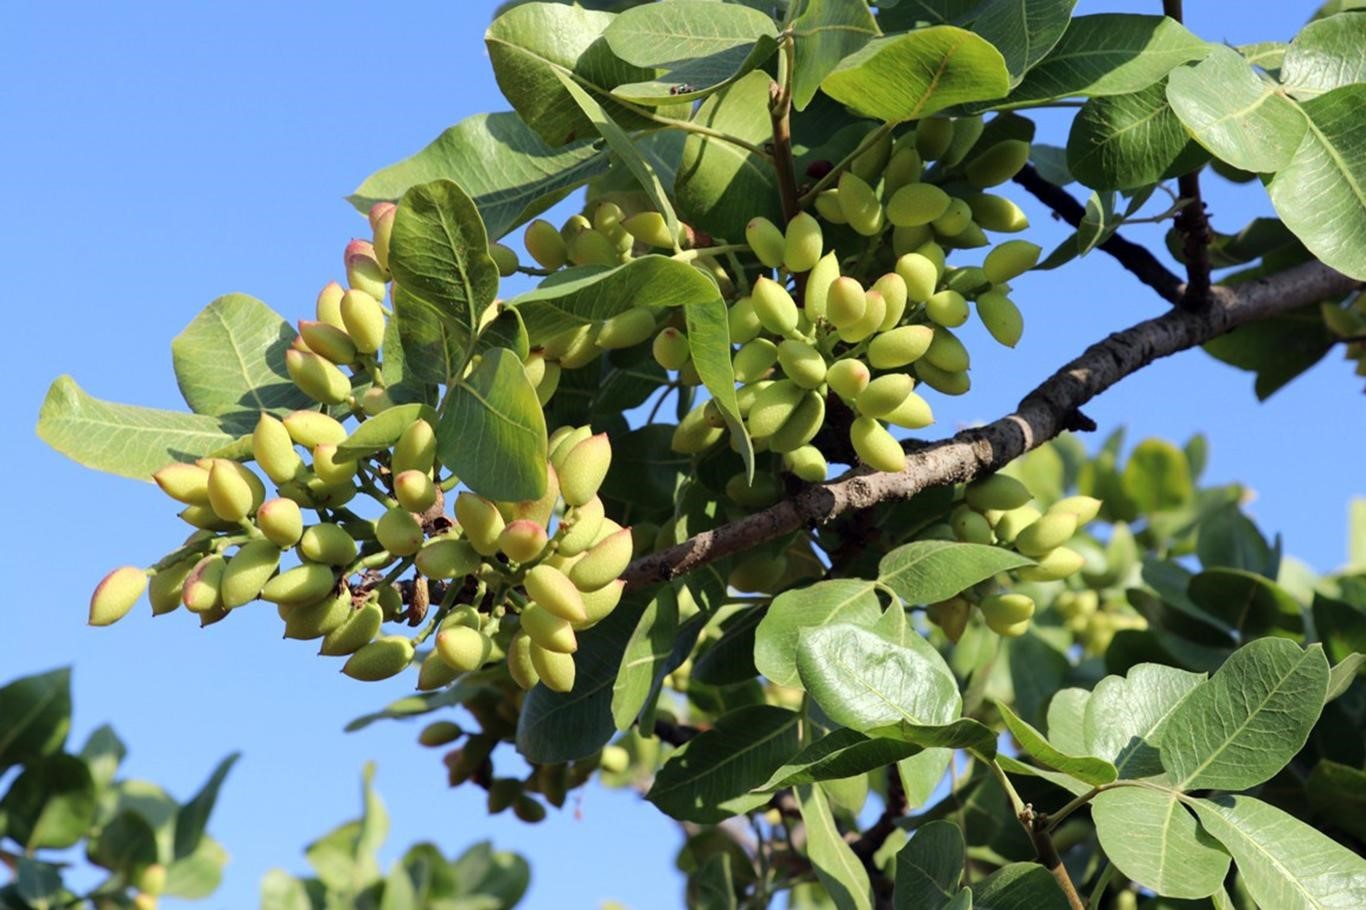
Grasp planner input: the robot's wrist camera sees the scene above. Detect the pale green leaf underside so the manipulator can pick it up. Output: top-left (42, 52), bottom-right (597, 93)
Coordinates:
top-left (878, 540), bottom-right (1033, 606)
top-left (798, 784), bottom-right (873, 910)
top-left (437, 348), bottom-right (547, 502)
top-left (1093, 786), bottom-right (1230, 898)
top-left (754, 579), bottom-right (881, 688)
top-left (1280, 12), bottom-right (1366, 98)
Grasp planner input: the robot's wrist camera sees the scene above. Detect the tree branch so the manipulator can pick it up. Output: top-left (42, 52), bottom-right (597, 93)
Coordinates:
top-left (1161, 0), bottom-right (1214, 309)
top-left (1012, 164), bottom-right (1186, 305)
top-left (622, 261), bottom-right (1359, 588)
top-left (1023, 805), bottom-right (1086, 910)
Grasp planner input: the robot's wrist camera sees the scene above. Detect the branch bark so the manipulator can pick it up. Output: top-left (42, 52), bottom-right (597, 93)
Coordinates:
top-left (623, 260), bottom-right (1359, 588)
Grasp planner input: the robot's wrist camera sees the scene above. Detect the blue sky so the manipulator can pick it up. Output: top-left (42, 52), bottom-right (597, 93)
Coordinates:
top-left (3, 2), bottom-right (1359, 908)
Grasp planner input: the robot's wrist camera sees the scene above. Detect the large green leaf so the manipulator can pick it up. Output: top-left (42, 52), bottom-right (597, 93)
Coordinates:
top-left (1166, 46), bottom-right (1307, 173)
top-left (754, 579), bottom-right (881, 688)
top-left (1281, 12), bottom-right (1366, 98)
top-left (605, 0), bottom-right (779, 106)
top-left (170, 294), bottom-right (310, 424)
top-left (437, 348), bottom-right (547, 502)
top-left (1186, 568), bottom-right (1302, 638)
top-left (759, 728), bottom-right (920, 790)
top-left (163, 835), bottom-right (229, 900)
top-left (1083, 662), bottom-right (1205, 780)
top-left (970, 0), bottom-right (1077, 86)
top-left (1067, 80), bottom-right (1207, 191)
top-left (447, 839), bottom-right (531, 907)
top-left (1203, 304), bottom-right (1337, 400)
top-left (259, 870), bottom-right (313, 910)
top-left (484, 3), bottom-right (662, 147)
top-left (79, 724), bottom-right (126, 791)
top-left (689, 853), bottom-right (737, 910)
top-left (820, 27), bottom-right (1010, 123)
top-left (1191, 794), bottom-right (1366, 910)
top-left (1306, 759), bottom-right (1366, 840)
top-left (875, 0), bottom-right (979, 31)
top-left (797, 784), bottom-right (873, 910)
top-left (1160, 639), bottom-right (1330, 791)
top-left (791, 0), bottom-right (881, 110)
top-left (0, 754), bottom-right (96, 850)
top-left (173, 752), bottom-right (238, 860)
top-left (0, 669), bottom-right (71, 772)
top-left (91, 809), bottom-right (160, 876)
top-left (972, 862), bottom-right (1071, 910)
top-left (610, 588), bottom-right (679, 730)
top-left (675, 70), bottom-right (781, 241)
top-left (878, 540), bottom-right (1033, 606)
top-left (1007, 14), bottom-right (1210, 107)
top-left (997, 702), bottom-right (1116, 786)
top-left (1121, 437), bottom-right (1193, 513)
top-left (389, 179), bottom-right (499, 371)
top-left (37, 375), bottom-right (240, 480)
top-left (1268, 84), bottom-right (1366, 281)
top-left (1044, 687), bottom-right (1090, 756)
top-left (893, 820), bottom-right (965, 910)
top-left (348, 112), bottom-right (610, 240)
top-left (647, 705), bottom-right (799, 823)
top-left (1093, 787), bottom-right (1230, 898)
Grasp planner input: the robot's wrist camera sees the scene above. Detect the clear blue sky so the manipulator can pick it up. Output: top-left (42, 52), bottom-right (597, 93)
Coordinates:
top-left (3, 2), bottom-right (1358, 908)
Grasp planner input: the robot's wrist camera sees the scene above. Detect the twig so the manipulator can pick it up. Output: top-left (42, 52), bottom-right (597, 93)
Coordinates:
top-left (621, 260), bottom-right (1359, 588)
top-left (1022, 805), bottom-right (1086, 910)
top-left (1163, 0), bottom-right (1214, 309)
top-left (768, 40), bottom-right (801, 224)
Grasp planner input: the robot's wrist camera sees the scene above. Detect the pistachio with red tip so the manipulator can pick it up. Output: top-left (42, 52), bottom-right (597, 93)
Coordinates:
top-left (89, 566), bottom-right (149, 626)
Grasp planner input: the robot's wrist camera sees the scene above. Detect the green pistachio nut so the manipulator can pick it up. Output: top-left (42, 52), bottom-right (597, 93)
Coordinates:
top-left (967, 193), bottom-right (1029, 233)
top-left (536, 360), bottom-right (561, 405)
top-left (826, 357), bottom-right (871, 400)
top-left (746, 380), bottom-right (804, 439)
top-left (577, 579), bottom-right (625, 627)
top-left (181, 555), bottom-right (226, 613)
top-left (391, 418), bottom-right (437, 475)
top-left (531, 644), bottom-right (576, 693)
top-left (915, 117), bottom-right (954, 161)
top-left (598, 307), bottom-right (657, 350)
top-left (883, 143), bottom-right (924, 195)
top-left (727, 296), bottom-right (762, 344)
top-left (417, 650), bottom-right (461, 690)
top-left (89, 566), bottom-right (149, 626)
top-left (983, 240), bottom-right (1041, 284)
top-left (345, 239), bottom-right (389, 299)
top-left (498, 520), bottom-right (548, 564)
top-left (149, 556), bottom-right (196, 616)
top-left (941, 115), bottom-right (984, 166)
top-left (286, 348), bottom-right (351, 405)
top-left (671, 405), bottom-right (725, 454)
top-left (856, 373), bottom-right (915, 418)
top-left (924, 328), bottom-right (970, 372)
top-left (892, 223), bottom-right (934, 257)
top-left (525, 218), bottom-right (569, 269)
top-left (1050, 496), bottom-right (1103, 525)
top-left (315, 280), bottom-right (346, 329)
top-left (851, 416), bottom-right (906, 473)
top-left (524, 565), bottom-right (587, 624)
top-left (813, 188), bottom-right (848, 223)
top-left (281, 590), bottom-right (351, 639)
top-left (256, 497), bottom-right (304, 548)
top-left (559, 433), bottom-right (611, 507)
top-left (558, 496), bottom-right (606, 557)
top-left (946, 221), bottom-right (989, 250)
top-left (338, 288), bottom-right (386, 355)
top-left (342, 635), bottom-right (414, 681)
top-left (728, 554), bottom-right (788, 593)
top-left (489, 242), bottom-right (519, 277)
top-left (652, 327), bottom-right (691, 371)
top-left (521, 603), bottom-right (578, 653)
top-left (850, 127), bottom-right (893, 182)
top-left (549, 425), bottom-right (592, 471)
top-left (751, 276), bottom-right (799, 336)
top-left (393, 469), bottom-right (437, 513)
top-left (965, 140), bottom-right (1030, 188)
top-left (976, 290), bottom-right (1023, 347)
top-left (838, 289), bottom-right (886, 343)
top-left (944, 266), bottom-right (990, 297)
top-left (177, 504), bottom-right (235, 531)
top-left (283, 410), bottom-right (346, 447)
top-left (298, 523), bottom-right (358, 566)
top-left (784, 444), bottom-right (828, 483)
top-left (804, 251), bottom-right (840, 319)
top-left (769, 390), bottom-right (825, 453)
top-left (376, 507), bottom-right (424, 557)
top-left (951, 506), bottom-right (994, 544)
top-left (733, 338), bottom-right (779, 383)
top-left (867, 325), bottom-right (934, 370)
top-left (886, 183), bottom-right (951, 227)
top-left (206, 459), bottom-right (255, 522)
top-left (837, 171), bottom-right (883, 236)
top-left (486, 777), bottom-right (522, 813)
top-left (913, 361), bottom-right (971, 396)
top-left (298, 319), bottom-right (357, 365)
top-left (360, 386), bottom-right (395, 416)
top-left (1016, 546), bottom-right (1086, 581)
top-left (623, 211), bottom-right (675, 249)
top-left (418, 720), bottom-right (463, 747)
top-left (261, 563), bottom-right (336, 606)
top-left (153, 462), bottom-right (210, 505)
top-left (994, 505), bottom-right (1042, 545)
top-left (872, 273), bottom-right (909, 331)
top-left (745, 216), bottom-right (786, 269)
top-left (568, 229), bottom-right (617, 267)
top-left (436, 624), bottom-right (492, 672)
top-left (600, 744), bottom-right (631, 774)
top-left (965, 474), bottom-right (1032, 512)
top-left (783, 211), bottom-right (824, 272)
top-left (507, 633), bottom-right (541, 690)
top-left (777, 339), bottom-right (827, 389)
top-left (309, 444), bottom-right (354, 485)
top-left (569, 528), bottom-right (633, 592)
top-left (931, 198), bottom-right (973, 237)
top-left (826, 277), bottom-right (867, 330)
top-left (1014, 512), bottom-right (1079, 557)
top-left (561, 213), bottom-right (592, 243)
top-left (319, 600), bottom-right (383, 656)
top-left (980, 593), bottom-right (1035, 636)
top-left (735, 380), bottom-right (772, 417)
top-left (221, 540), bottom-right (281, 608)
top-left (513, 794), bottom-right (547, 823)
top-left (415, 537), bottom-right (480, 579)
top-left (726, 471), bottom-right (782, 508)
top-left (884, 390), bottom-right (934, 429)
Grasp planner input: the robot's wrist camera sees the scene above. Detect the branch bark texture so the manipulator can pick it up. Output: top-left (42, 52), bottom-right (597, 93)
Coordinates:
top-left (623, 261), bottom-right (1359, 588)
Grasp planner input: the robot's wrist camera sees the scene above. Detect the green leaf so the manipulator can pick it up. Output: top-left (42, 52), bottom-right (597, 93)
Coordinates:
top-left (91, 809), bottom-right (160, 876)
top-left (972, 862), bottom-right (1071, 910)
top-left (37, 375), bottom-right (240, 480)
top-left (1197, 504), bottom-right (1274, 574)
top-left (1093, 787), bottom-right (1230, 898)
top-left (517, 599), bottom-right (645, 764)
top-left (447, 839), bottom-right (531, 907)
top-left (675, 71), bottom-right (782, 241)
top-left (259, 869), bottom-right (313, 910)
top-left (163, 836), bottom-right (229, 900)
top-left (606, 0), bottom-right (780, 107)
top-left (996, 702), bottom-right (1116, 786)
top-left (349, 112), bottom-right (610, 240)
top-left (797, 784), bottom-right (872, 910)
top-left (878, 541), bottom-right (1033, 606)
top-left (611, 588), bottom-right (679, 730)
top-left (1268, 84), bottom-right (1366, 281)
top-left (682, 277), bottom-right (753, 479)
top-left (79, 724), bottom-right (125, 791)
top-left (689, 853), bottom-right (737, 910)
top-left (1203, 304), bottom-right (1337, 400)
top-left (755, 580), bottom-right (882, 688)
top-left (0, 754), bottom-right (96, 850)
top-left (821, 27), bottom-right (1010, 123)
top-left (1160, 639), bottom-right (1330, 791)
top-left (647, 705), bottom-right (800, 823)
top-left (1326, 652), bottom-right (1364, 702)
top-left (898, 748), bottom-right (954, 809)
top-left (796, 624), bottom-right (960, 734)
top-left (1044, 688), bottom-right (1090, 756)
top-left (484, 3), bottom-right (664, 147)
top-left (13, 858), bottom-right (62, 908)
top-left (437, 348), bottom-right (547, 502)
top-left (1166, 46), bottom-right (1307, 173)
top-left (791, 0), bottom-right (881, 110)
top-left (1307, 759), bottom-right (1366, 840)
top-left (336, 403), bottom-right (438, 459)
top-left (1281, 12), bottom-right (1366, 98)
top-left (1122, 437), bottom-right (1193, 513)
top-left (173, 752), bottom-right (238, 860)
top-left (170, 294), bottom-right (310, 425)
top-left (1239, 40), bottom-right (1288, 75)
top-left (997, 753), bottom-right (1091, 797)
top-left (1007, 14), bottom-right (1210, 107)
top-left (389, 179), bottom-right (499, 367)
top-left (1067, 80), bottom-right (1208, 191)
top-left (0, 668), bottom-right (71, 772)
top-left (759, 728), bottom-right (920, 790)
top-left (970, 0), bottom-right (1077, 86)
top-left (1190, 794), bottom-right (1366, 910)
top-left (1083, 662), bottom-right (1205, 780)
top-left (875, 0), bottom-right (979, 31)
top-left (1187, 568), bottom-right (1302, 638)
top-left (893, 820), bottom-right (964, 910)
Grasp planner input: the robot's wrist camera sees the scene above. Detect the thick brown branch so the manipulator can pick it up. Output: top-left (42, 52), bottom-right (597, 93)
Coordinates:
top-left (1023, 805), bottom-right (1085, 910)
top-left (622, 261), bottom-right (1359, 588)
top-left (1012, 164), bottom-right (1185, 305)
